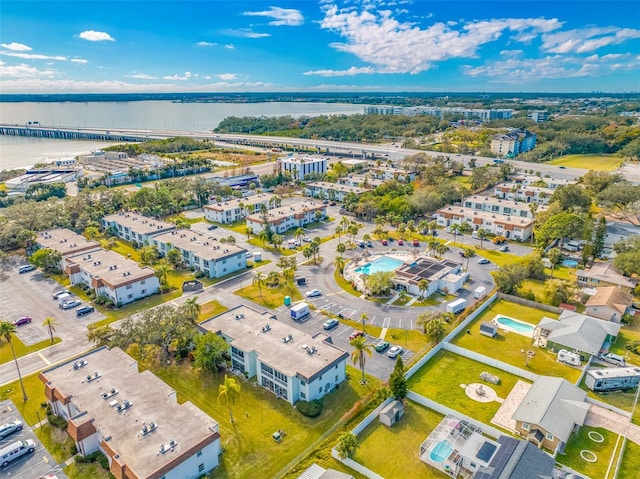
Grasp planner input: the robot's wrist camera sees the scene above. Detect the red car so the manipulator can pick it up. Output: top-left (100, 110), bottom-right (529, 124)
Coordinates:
top-left (381, 239), bottom-right (388, 245)
top-left (412, 239), bottom-right (420, 246)
top-left (397, 239), bottom-right (404, 245)
top-left (14, 316), bottom-right (32, 326)
top-left (349, 331), bottom-right (365, 341)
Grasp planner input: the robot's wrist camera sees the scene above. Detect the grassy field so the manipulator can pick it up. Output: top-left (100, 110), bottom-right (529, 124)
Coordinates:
top-left (198, 300), bottom-right (228, 322)
top-left (450, 300), bottom-right (581, 382)
top-left (0, 335), bottom-right (62, 366)
top-left (558, 426), bottom-right (619, 479)
top-left (235, 282), bottom-right (303, 309)
top-left (354, 400), bottom-right (448, 479)
top-left (151, 360), bottom-right (380, 479)
top-left (550, 154), bottom-right (623, 171)
top-left (334, 269), bottom-right (362, 298)
top-left (64, 462), bottom-right (113, 479)
top-left (407, 350), bottom-right (526, 425)
top-left (34, 423), bottom-right (77, 463)
top-left (608, 321), bottom-right (640, 365)
top-left (0, 372), bottom-right (48, 426)
top-left (618, 440), bottom-right (640, 479)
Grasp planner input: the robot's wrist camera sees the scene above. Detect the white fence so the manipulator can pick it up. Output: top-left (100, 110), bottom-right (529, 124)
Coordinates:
top-left (351, 398), bottom-right (392, 435)
top-left (331, 448), bottom-right (385, 479)
top-left (407, 390), bottom-right (506, 439)
top-left (443, 342), bottom-right (539, 382)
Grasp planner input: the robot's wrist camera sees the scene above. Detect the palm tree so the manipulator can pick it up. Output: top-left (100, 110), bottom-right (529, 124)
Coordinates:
top-left (477, 228), bottom-right (488, 249)
top-left (182, 297), bottom-right (201, 323)
top-left (435, 243), bottom-right (449, 259)
top-left (42, 317), bottom-right (58, 344)
top-left (334, 256), bottom-right (346, 275)
top-left (334, 226), bottom-right (343, 243)
top-left (407, 220), bottom-right (416, 236)
top-left (245, 226), bottom-right (253, 241)
top-left (359, 312), bottom-right (368, 334)
top-left (155, 260), bottom-right (171, 288)
top-left (362, 233), bottom-right (371, 245)
top-left (397, 223), bottom-right (406, 239)
top-left (463, 248), bottom-right (475, 269)
top-left (271, 234), bottom-right (283, 252)
top-left (0, 321), bottom-right (27, 401)
top-left (547, 247), bottom-right (562, 277)
top-left (218, 374), bottom-right (241, 425)
top-left (418, 279), bottom-right (429, 299)
top-left (253, 271), bottom-right (266, 298)
top-left (294, 227), bottom-right (305, 244)
top-left (257, 229), bottom-right (269, 247)
top-left (350, 336), bottom-right (373, 384)
top-left (336, 242), bottom-right (346, 257)
top-left (450, 224), bottom-right (461, 244)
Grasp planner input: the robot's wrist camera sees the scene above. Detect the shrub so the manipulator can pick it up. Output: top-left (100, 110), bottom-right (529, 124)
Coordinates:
top-left (625, 340), bottom-right (640, 355)
top-left (296, 399), bottom-right (323, 418)
top-left (47, 413), bottom-right (68, 429)
top-left (75, 450), bottom-right (110, 470)
top-left (194, 270), bottom-right (205, 279)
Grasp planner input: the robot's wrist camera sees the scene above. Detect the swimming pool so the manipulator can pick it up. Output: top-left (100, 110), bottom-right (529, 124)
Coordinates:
top-left (562, 259), bottom-right (579, 268)
top-left (354, 256), bottom-right (404, 276)
top-left (495, 316), bottom-right (535, 337)
top-left (429, 440), bottom-right (454, 463)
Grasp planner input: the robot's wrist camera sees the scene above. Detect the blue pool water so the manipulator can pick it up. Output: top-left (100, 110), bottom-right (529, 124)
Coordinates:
top-left (496, 316), bottom-right (535, 336)
top-left (354, 256), bottom-right (404, 276)
top-left (562, 259), bottom-right (579, 268)
top-left (429, 440), bottom-right (454, 463)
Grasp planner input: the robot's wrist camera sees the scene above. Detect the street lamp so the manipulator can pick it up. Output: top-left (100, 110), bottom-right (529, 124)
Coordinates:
top-left (35, 410), bottom-right (41, 426)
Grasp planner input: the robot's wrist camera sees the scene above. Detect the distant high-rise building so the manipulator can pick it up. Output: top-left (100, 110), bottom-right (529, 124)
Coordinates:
top-left (527, 110), bottom-right (549, 123)
top-left (364, 105), bottom-right (512, 122)
top-left (491, 129), bottom-right (537, 158)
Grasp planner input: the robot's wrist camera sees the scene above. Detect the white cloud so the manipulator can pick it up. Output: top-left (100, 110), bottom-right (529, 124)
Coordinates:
top-left (197, 41), bottom-right (217, 47)
top-left (71, 58), bottom-right (88, 64)
top-left (218, 73), bottom-right (237, 80)
top-left (162, 71), bottom-right (192, 81)
top-left (0, 61), bottom-right (57, 79)
top-left (1, 42), bottom-right (32, 51)
top-left (78, 30), bottom-right (115, 42)
top-left (318, 4), bottom-right (563, 75)
top-left (304, 66), bottom-right (375, 76)
top-left (128, 73), bottom-right (157, 79)
top-left (225, 44), bottom-right (235, 49)
top-left (0, 51), bottom-right (67, 61)
top-left (224, 28), bottom-right (271, 38)
top-left (542, 27), bottom-right (640, 54)
top-left (243, 6), bottom-right (304, 26)
top-left (500, 49), bottom-right (523, 57)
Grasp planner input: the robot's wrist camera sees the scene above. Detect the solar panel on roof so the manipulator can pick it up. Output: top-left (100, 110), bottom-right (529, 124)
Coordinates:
top-left (476, 442), bottom-right (498, 463)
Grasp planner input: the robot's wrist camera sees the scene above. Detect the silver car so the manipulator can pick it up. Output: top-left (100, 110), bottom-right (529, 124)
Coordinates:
top-left (0, 420), bottom-right (22, 440)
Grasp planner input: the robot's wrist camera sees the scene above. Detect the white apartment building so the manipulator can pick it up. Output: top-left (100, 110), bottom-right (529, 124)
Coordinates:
top-left (40, 347), bottom-right (221, 479)
top-left (368, 166), bottom-right (416, 182)
top-left (35, 228), bottom-right (101, 268)
top-left (153, 230), bottom-right (247, 278)
top-left (200, 306), bottom-right (348, 405)
top-left (304, 181), bottom-right (366, 201)
top-left (102, 212), bottom-right (175, 245)
top-left (493, 182), bottom-right (554, 205)
top-left (245, 201), bottom-right (327, 234)
top-left (337, 174), bottom-right (384, 188)
top-left (279, 155), bottom-right (328, 181)
top-left (462, 195), bottom-right (546, 219)
top-left (64, 249), bottom-right (159, 306)
top-left (203, 193), bottom-right (274, 224)
top-left (436, 206), bottom-right (534, 240)
top-left (511, 174), bottom-right (577, 190)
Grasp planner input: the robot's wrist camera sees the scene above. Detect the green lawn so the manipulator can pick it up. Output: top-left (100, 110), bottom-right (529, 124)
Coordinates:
top-left (407, 350), bottom-right (526, 425)
top-left (618, 440), bottom-right (640, 479)
top-left (334, 270), bottom-right (363, 298)
top-left (353, 401), bottom-right (448, 479)
top-left (198, 300), bottom-right (228, 322)
top-left (558, 426), bottom-right (619, 479)
top-left (451, 300), bottom-right (581, 382)
top-left (151, 361), bottom-right (379, 479)
top-left (0, 335), bottom-right (62, 366)
top-left (166, 213), bottom-right (204, 225)
top-left (608, 322), bottom-right (640, 364)
top-left (89, 289), bottom-right (182, 327)
top-left (550, 154), bottom-right (623, 172)
top-left (34, 423), bottom-right (77, 463)
top-left (64, 462), bottom-right (113, 479)
top-left (0, 372), bottom-right (48, 426)
top-left (235, 282), bottom-right (303, 309)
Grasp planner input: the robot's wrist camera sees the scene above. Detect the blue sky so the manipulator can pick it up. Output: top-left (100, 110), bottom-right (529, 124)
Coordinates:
top-left (1, 1), bottom-right (639, 93)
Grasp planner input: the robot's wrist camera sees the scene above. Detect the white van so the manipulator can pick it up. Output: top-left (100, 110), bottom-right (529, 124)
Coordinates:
top-left (0, 439), bottom-right (35, 467)
top-left (600, 353), bottom-right (626, 366)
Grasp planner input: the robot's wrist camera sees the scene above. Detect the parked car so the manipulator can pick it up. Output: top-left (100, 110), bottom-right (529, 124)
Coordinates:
top-left (397, 239), bottom-right (404, 245)
top-left (375, 341), bottom-right (390, 353)
top-left (499, 246), bottom-right (510, 252)
top-left (302, 237), bottom-right (312, 242)
top-left (18, 264), bottom-right (35, 274)
top-left (412, 239), bottom-right (420, 246)
top-left (0, 420), bottom-right (22, 440)
top-left (367, 241), bottom-right (373, 247)
top-left (207, 224), bottom-right (218, 230)
top-left (477, 258), bottom-right (491, 265)
top-left (322, 199), bottom-right (329, 204)
top-left (52, 289), bottom-right (68, 300)
top-left (306, 289), bottom-right (322, 298)
top-left (245, 251), bottom-right (253, 258)
top-left (61, 299), bottom-right (82, 310)
top-left (76, 305), bottom-right (95, 317)
top-left (387, 346), bottom-right (403, 358)
top-left (599, 352), bottom-right (626, 366)
top-left (13, 317), bottom-right (31, 326)
top-left (329, 202), bottom-right (337, 206)
top-left (381, 239), bottom-right (388, 245)
top-left (323, 318), bottom-right (339, 331)
top-left (349, 331), bottom-right (365, 341)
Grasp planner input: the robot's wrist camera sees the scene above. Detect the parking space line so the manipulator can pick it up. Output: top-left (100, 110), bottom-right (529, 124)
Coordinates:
top-left (37, 352), bottom-right (51, 366)
top-left (382, 317), bottom-right (391, 329)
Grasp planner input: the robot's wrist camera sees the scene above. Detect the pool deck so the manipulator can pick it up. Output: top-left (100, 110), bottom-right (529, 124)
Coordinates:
top-left (491, 380), bottom-right (531, 432)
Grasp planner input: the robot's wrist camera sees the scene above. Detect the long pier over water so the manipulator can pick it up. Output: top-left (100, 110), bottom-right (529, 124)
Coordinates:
top-left (0, 124), bottom-right (155, 142)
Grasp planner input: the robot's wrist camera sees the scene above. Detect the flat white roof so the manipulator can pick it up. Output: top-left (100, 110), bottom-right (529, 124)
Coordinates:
top-left (204, 193), bottom-right (273, 212)
top-left (37, 228), bottom-right (101, 257)
top-left (437, 206), bottom-right (533, 228)
top-left (154, 230), bottom-right (246, 261)
top-left (246, 201), bottom-right (326, 224)
top-left (103, 212), bottom-right (175, 236)
top-left (65, 249), bottom-right (156, 287)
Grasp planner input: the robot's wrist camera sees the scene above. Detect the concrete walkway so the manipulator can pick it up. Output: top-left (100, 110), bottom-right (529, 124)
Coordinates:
top-left (585, 404), bottom-right (640, 445)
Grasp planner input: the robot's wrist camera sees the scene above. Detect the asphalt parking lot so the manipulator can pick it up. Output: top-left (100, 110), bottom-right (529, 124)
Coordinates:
top-left (0, 400), bottom-right (66, 479)
top-left (0, 266), bottom-right (104, 346)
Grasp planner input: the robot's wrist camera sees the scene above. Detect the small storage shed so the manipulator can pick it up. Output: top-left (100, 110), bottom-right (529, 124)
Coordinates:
top-left (480, 322), bottom-right (498, 338)
top-left (379, 400), bottom-right (404, 427)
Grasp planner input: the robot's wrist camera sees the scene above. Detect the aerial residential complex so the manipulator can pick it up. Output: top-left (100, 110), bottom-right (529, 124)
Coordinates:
top-left (64, 249), bottom-right (159, 306)
top-left (490, 130), bottom-right (537, 158)
top-left (153, 230), bottom-right (247, 278)
top-left (304, 181), bottom-right (367, 201)
top-left (200, 306), bottom-right (349, 405)
top-left (364, 105), bottom-right (513, 121)
top-left (462, 195), bottom-right (546, 219)
top-left (493, 182), bottom-right (554, 205)
top-left (245, 201), bottom-right (327, 234)
top-left (436, 206), bottom-right (534, 240)
top-left (278, 155), bottom-right (328, 181)
top-left (203, 193), bottom-right (274, 224)
top-left (35, 228), bottom-right (101, 267)
top-left (102, 212), bottom-right (176, 245)
top-left (40, 347), bottom-right (221, 479)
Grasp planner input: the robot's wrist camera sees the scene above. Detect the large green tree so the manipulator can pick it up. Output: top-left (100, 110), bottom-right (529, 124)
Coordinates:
top-left (389, 356), bottom-right (407, 400)
top-left (192, 334), bottom-right (230, 373)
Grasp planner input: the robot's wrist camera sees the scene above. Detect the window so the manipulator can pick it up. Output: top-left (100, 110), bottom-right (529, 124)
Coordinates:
top-left (300, 392), bottom-right (306, 399)
top-left (522, 422), bottom-right (530, 430)
top-left (546, 433), bottom-right (554, 441)
top-left (141, 289), bottom-right (146, 294)
top-left (199, 463), bottom-right (205, 472)
top-left (126, 284), bottom-right (132, 290)
top-left (335, 375), bottom-right (338, 382)
top-left (141, 280), bottom-right (146, 285)
top-left (127, 294), bottom-right (133, 299)
top-left (197, 450), bottom-right (203, 457)
top-left (300, 380), bottom-right (306, 386)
